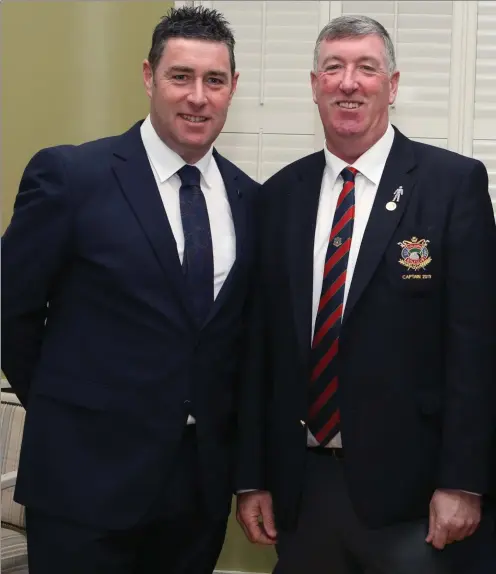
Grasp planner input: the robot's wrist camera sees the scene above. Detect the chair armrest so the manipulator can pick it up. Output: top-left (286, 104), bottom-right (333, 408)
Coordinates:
top-left (1, 470), bottom-right (17, 490)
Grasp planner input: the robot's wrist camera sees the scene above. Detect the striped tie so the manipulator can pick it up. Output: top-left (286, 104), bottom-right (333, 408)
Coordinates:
top-left (308, 166), bottom-right (358, 446)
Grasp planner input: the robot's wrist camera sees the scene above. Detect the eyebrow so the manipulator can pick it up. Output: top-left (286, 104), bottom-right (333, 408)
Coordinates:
top-left (208, 69), bottom-right (229, 80)
top-left (165, 66), bottom-right (195, 76)
top-left (321, 55), bottom-right (382, 68)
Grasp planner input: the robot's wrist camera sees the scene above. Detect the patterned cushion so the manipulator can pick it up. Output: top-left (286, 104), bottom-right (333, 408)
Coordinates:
top-left (1, 394), bottom-right (26, 528)
top-left (1, 526), bottom-right (28, 573)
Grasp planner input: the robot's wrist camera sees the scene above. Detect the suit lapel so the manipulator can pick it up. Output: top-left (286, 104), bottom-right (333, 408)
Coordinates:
top-left (343, 129), bottom-right (417, 323)
top-left (288, 152), bottom-right (326, 365)
top-left (111, 122), bottom-right (195, 323)
top-left (203, 149), bottom-right (244, 325)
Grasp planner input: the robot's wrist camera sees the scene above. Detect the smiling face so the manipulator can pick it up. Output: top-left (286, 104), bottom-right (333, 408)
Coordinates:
top-left (143, 37), bottom-right (238, 164)
top-left (311, 34), bottom-right (399, 162)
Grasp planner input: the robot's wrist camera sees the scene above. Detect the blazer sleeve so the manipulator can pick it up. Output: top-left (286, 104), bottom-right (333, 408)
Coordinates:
top-left (236, 186), bottom-right (269, 492)
top-left (438, 160), bottom-right (496, 494)
top-left (1, 147), bottom-right (76, 406)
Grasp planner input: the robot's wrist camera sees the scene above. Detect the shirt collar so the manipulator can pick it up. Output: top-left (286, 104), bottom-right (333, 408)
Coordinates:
top-left (323, 123), bottom-right (395, 187)
top-left (140, 114), bottom-right (215, 188)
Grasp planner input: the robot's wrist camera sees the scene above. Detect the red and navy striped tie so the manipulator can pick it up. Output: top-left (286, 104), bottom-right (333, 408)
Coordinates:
top-left (308, 166), bottom-right (358, 446)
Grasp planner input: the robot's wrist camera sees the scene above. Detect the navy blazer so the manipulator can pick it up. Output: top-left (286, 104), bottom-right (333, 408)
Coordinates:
top-left (237, 127), bottom-right (496, 529)
top-left (2, 121), bottom-right (259, 529)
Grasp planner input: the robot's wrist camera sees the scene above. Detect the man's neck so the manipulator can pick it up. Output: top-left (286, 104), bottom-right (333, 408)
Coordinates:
top-left (149, 115), bottom-right (209, 165)
top-left (325, 124), bottom-right (388, 164)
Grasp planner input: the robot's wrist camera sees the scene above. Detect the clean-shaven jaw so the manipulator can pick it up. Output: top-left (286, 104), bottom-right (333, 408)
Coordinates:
top-left (143, 37), bottom-right (238, 164)
top-left (311, 35), bottom-right (399, 162)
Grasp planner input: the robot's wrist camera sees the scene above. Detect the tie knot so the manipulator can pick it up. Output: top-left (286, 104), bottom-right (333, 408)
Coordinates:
top-left (178, 164), bottom-right (201, 188)
top-left (341, 166), bottom-right (358, 183)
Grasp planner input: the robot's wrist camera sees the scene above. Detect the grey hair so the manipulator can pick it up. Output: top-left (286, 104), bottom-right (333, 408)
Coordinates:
top-left (313, 15), bottom-right (396, 75)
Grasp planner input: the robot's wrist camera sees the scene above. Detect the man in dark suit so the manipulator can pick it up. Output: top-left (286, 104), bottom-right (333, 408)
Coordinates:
top-left (2, 6), bottom-right (258, 573)
top-left (236, 15), bottom-right (496, 574)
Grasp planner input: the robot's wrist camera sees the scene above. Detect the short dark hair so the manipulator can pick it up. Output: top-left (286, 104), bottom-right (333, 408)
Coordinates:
top-left (148, 6), bottom-right (236, 77)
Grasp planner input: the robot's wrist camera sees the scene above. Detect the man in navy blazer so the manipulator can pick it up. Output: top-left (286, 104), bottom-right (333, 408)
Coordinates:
top-left (236, 15), bottom-right (496, 574)
top-left (2, 6), bottom-right (258, 573)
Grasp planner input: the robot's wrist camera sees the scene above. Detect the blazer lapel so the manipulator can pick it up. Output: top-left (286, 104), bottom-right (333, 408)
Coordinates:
top-left (288, 152), bottom-right (326, 366)
top-left (111, 122), bottom-right (195, 323)
top-left (343, 129), bottom-right (418, 323)
top-left (203, 149), bottom-right (245, 325)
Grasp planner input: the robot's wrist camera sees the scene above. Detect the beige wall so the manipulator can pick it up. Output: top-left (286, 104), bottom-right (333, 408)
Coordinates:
top-left (2, 1), bottom-right (169, 230)
top-left (1, 2), bottom-right (276, 571)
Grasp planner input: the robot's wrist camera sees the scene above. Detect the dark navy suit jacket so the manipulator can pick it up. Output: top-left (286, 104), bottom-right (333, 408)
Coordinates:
top-left (237, 127), bottom-right (496, 530)
top-left (2, 121), bottom-right (259, 529)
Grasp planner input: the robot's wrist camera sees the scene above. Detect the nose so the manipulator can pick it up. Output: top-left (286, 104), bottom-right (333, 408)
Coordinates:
top-left (339, 67), bottom-right (358, 94)
top-left (187, 78), bottom-right (207, 106)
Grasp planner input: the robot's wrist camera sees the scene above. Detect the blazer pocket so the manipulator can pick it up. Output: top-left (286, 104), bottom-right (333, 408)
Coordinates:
top-left (390, 274), bottom-right (437, 297)
top-left (33, 374), bottom-right (113, 411)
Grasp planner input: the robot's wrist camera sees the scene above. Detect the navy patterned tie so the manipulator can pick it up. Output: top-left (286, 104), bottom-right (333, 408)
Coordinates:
top-left (308, 166), bottom-right (358, 446)
top-left (177, 165), bottom-right (214, 325)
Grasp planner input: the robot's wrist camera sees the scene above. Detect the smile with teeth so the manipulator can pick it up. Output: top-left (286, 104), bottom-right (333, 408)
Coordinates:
top-left (180, 114), bottom-right (208, 123)
top-left (337, 102), bottom-right (362, 109)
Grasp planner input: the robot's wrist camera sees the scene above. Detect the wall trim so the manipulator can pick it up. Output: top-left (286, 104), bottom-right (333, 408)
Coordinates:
top-left (447, 0), bottom-right (478, 156)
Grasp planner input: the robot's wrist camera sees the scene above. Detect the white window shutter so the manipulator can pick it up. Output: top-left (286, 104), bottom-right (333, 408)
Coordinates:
top-left (215, 132), bottom-right (315, 181)
top-left (472, 1), bottom-right (496, 210)
top-left (340, 1), bottom-right (452, 146)
top-left (214, 133), bottom-right (259, 180)
top-left (208, 0), bottom-right (263, 134)
top-left (260, 1), bottom-right (320, 134)
top-left (208, 1), bottom-right (321, 135)
top-left (199, 1), bottom-right (326, 181)
top-left (474, 0), bottom-right (496, 140)
top-left (191, 1), bottom-right (491, 180)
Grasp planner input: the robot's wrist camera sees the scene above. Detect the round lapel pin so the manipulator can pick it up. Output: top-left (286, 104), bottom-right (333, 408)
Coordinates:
top-left (386, 201), bottom-right (397, 211)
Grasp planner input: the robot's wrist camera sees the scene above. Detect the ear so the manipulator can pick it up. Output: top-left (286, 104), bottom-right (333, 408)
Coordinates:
top-left (388, 70), bottom-right (400, 105)
top-left (143, 60), bottom-right (154, 99)
top-left (229, 71), bottom-right (240, 104)
top-left (310, 70), bottom-right (318, 104)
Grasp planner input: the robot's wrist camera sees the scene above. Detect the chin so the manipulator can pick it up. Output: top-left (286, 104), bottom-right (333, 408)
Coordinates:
top-left (181, 135), bottom-right (211, 151)
top-left (330, 116), bottom-right (365, 135)
top-left (331, 120), bottom-right (365, 138)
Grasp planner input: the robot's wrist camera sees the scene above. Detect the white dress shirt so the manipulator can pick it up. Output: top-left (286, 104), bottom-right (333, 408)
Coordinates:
top-left (308, 124), bottom-right (395, 448)
top-left (140, 115), bottom-right (236, 423)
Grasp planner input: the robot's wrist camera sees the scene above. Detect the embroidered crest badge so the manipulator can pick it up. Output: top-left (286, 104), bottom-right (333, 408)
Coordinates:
top-left (397, 237), bottom-right (432, 271)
